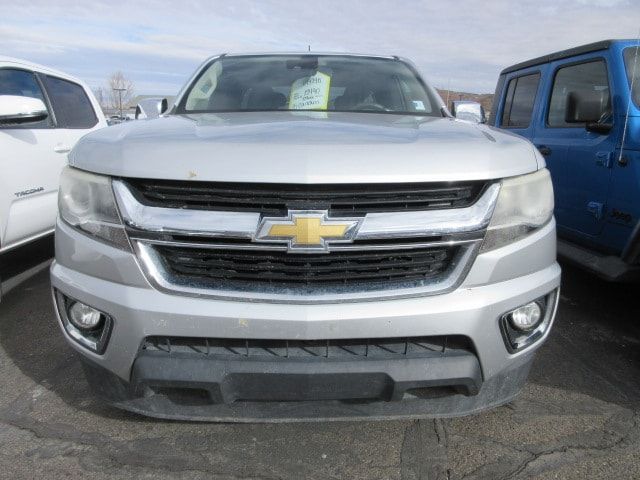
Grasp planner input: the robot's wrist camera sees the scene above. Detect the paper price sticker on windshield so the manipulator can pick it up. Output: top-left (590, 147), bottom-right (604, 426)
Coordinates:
top-left (289, 72), bottom-right (331, 110)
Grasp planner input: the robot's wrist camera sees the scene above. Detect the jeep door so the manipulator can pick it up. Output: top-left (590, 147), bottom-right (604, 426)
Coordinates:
top-left (532, 54), bottom-right (617, 241)
top-left (604, 46), bottom-right (640, 255)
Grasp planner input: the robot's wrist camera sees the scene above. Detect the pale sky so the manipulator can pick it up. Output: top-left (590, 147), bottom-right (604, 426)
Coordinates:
top-left (1, 0), bottom-right (639, 95)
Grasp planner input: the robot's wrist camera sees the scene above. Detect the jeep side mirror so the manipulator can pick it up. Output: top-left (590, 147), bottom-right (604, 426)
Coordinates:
top-left (0, 95), bottom-right (48, 125)
top-left (585, 121), bottom-right (613, 134)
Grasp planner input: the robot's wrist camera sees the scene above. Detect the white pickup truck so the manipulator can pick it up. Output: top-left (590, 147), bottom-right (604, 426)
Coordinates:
top-left (0, 57), bottom-right (106, 286)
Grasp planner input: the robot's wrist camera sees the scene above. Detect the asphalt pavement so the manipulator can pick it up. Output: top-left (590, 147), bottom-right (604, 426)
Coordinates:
top-left (0, 235), bottom-right (53, 299)
top-left (0, 258), bottom-right (639, 479)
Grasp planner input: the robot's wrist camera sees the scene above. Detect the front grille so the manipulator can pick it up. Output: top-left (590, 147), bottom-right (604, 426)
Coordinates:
top-left (124, 179), bottom-right (488, 216)
top-left (155, 245), bottom-right (457, 289)
top-left (142, 335), bottom-right (474, 360)
top-left (120, 178), bottom-right (491, 300)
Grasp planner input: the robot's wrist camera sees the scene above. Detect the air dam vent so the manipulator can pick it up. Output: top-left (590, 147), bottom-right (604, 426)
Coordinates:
top-left (142, 335), bottom-right (474, 360)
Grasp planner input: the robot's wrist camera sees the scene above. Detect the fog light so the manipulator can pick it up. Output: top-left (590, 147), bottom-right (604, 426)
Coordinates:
top-left (68, 302), bottom-right (103, 331)
top-left (53, 289), bottom-right (113, 354)
top-left (500, 289), bottom-right (559, 353)
top-left (507, 302), bottom-right (542, 331)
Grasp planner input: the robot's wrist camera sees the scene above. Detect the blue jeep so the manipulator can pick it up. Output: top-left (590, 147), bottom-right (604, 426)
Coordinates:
top-left (490, 39), bottom-right (640, 281)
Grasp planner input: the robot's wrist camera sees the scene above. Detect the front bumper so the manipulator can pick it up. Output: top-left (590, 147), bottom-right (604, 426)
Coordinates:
top-left (51, 219), bottom-right (560, 421)
top-left (79, 350), bottom-right (534, 422)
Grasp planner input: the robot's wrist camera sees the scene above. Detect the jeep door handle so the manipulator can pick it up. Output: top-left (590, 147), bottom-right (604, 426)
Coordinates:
top-left (537, 145), bottom-right (552, 156)
top-left (54, 144), bottom-right (71, 153)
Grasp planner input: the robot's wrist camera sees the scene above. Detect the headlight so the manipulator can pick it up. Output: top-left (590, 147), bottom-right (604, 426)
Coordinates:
top-left (59, 167), bottom-right (131, 251)
top-left (481, 168), bottom-right (554, 252)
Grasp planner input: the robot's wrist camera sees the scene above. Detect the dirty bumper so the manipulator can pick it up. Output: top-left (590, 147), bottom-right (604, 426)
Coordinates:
top-left (81, 352), bottom-right (533, 422)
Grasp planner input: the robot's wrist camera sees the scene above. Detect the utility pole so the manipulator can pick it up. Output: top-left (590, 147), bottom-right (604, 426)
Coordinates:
top-left (113, 88), bottom-right (126, 119)
top-left (445, 79), bottom-right (451, 109)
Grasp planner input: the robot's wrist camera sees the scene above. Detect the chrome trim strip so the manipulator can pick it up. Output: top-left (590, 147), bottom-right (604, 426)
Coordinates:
top-left (130, 237), bottom-right (480, 252)
top-left (133, 240), bottom-right (480, 304)
top-left (114, 180), bottom-right (500, 240)
top-left (357, 183), bottom-right (500, 238)
top-left (113, 181), bottom-right (259, 238)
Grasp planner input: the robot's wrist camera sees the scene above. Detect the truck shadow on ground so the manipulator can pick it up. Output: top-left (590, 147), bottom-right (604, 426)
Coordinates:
top-left (528, 261), bottom-right (640, 409)
top-left (0, 270), bottom-right (139, 421)
top-left (1, 263), bottom-right (639, 421)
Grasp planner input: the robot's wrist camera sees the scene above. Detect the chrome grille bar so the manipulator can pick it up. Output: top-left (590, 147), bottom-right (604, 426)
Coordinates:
top-left (129, 237), bottom-right (481, 252)
top-left (114, 180), bottom-right (500, 241)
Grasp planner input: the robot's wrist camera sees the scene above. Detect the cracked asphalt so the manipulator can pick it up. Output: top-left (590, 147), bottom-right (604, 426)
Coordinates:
top-left (1, 256), bottom-right (640, 479)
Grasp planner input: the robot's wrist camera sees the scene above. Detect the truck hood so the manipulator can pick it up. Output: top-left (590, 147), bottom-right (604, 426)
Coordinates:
top-left (70, 112), bottom-right (541, 183)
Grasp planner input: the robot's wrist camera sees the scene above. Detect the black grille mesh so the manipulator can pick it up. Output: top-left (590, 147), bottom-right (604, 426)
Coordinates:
top-left (124, 179), bottom-right (487, 216)
top-left (156, 245), bottom-right (457, 288)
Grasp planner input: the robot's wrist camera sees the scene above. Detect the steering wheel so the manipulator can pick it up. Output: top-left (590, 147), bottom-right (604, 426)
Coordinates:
top-left (352, 102), bottom-right (389, 112)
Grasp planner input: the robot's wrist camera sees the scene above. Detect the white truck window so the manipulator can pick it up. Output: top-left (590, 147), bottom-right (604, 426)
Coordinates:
top-left (42, 75), bottom-right (98, 129)
top-left (0, 68), bottom-right (51, 129)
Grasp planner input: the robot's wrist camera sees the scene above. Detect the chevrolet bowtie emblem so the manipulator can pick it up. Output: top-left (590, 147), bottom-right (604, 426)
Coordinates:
top-left (255, 210), bottom-right (362, 253)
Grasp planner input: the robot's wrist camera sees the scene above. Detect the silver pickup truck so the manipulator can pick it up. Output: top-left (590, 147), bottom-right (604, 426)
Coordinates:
top-left (51, 53), bottom-right (560, 421)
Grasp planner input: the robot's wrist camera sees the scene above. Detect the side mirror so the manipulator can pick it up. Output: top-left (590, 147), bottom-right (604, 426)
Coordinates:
top-left (585, 121), bottom-right (613, 134)
top-left (135, 98), bottom-right (169, 120)
top-left (0, 95), bottom-right (48, 125)
top-left (451, 101), bottom-right (485, 123)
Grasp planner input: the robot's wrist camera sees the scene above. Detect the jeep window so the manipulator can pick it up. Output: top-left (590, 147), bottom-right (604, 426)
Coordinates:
top-left (500, 73), bottom-right (539, 128)
top-left (42, 75), bottom-right (98, 129)
top-left (547, 60), bottom-right (611, 128)
top-left (0, 68), bottom-right (51, 129)
top-left (624, 47), bottom-right (640, 108)
top-left (178, 55), bottom-right (440, 116)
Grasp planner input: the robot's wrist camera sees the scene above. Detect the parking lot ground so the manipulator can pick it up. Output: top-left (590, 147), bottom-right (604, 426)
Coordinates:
top-left (0, 264), bottom-right (639, 480)
top-left (0, 235), bottom-right (54, 298)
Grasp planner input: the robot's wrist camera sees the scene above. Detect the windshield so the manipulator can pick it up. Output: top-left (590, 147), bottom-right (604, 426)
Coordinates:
top-left (624, 47), bottom-right (640, 108)
top-left (178, 55), bottom-right (440, 116)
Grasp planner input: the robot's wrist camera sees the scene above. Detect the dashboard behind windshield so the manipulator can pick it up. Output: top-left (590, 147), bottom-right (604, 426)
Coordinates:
top-left (177, 55), bottom-right (441, 116)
